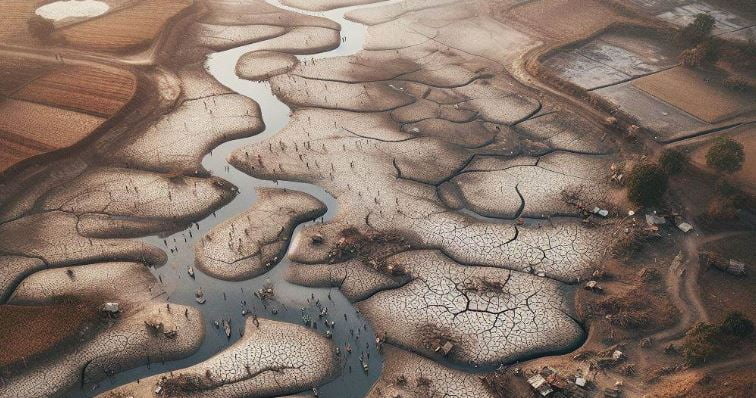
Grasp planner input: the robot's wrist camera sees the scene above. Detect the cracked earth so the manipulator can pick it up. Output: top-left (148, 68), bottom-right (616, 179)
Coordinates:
top-left (0, 0), bottom-right (633, 397)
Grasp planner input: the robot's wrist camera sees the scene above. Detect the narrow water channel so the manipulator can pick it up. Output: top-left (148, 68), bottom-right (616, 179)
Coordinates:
top-left (82, 1), bottom-right (404, 397)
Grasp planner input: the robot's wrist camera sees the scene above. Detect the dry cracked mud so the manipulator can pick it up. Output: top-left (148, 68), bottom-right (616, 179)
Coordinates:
top-left (0, 261), bottom-right (203, 398)
top-left (98, 318), bottom-right (339, 398)
top-left (196, 188), bottom-right (326, 281)
top-left (0, 0), bottom-right (637, 397)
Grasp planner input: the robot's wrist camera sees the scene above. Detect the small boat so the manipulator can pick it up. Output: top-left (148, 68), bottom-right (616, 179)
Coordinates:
top-left (195, 288), bottom-right (206, 304)
top-left (187, 266), bottom-right (195, 278)
top-left (222, 319), bottom-right (231, 338)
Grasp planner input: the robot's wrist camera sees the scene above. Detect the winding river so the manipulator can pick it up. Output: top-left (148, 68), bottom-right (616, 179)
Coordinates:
top-left (82, 1), bottom-right (405, 397)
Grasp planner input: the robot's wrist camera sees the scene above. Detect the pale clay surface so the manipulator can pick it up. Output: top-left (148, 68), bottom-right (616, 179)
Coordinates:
top-left (1, 261), bottom-right (203, 398)
top-left (195, 188), bottom-right (326, 281)
top-left (99, 319), bottom-right (339, 398)
top-left (1, 0), bottom-right (630, 396)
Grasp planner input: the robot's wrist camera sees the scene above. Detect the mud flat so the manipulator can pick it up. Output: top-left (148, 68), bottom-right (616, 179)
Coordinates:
top-left (367, 346), bottom-right (495, 398)
top-left (0, 262), bottom-right (203, 398)
top-left (236, 51), bottom-right (299, 80)
top-left (1, 0), bottom-right (641, 396)
top-left (196, 188), bottom-right (326, 281)
top-left (99, 318), bottom-right (339, 398)
top-left (282, 0), bottom-right (385, 12)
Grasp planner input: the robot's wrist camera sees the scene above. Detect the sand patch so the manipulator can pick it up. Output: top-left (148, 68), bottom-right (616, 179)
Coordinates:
top-left (36, 0), bottom-right (109, 22)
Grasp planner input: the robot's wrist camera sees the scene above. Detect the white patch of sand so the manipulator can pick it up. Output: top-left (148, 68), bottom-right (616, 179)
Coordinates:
top-left (36, 0), bottom-right (109, 22)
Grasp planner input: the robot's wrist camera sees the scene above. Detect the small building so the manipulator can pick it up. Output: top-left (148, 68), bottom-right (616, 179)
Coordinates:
top-left (528, 374), bottom-right (554, 397)
top-left (727, 259), bottom-right (746, 276)
top-left (677, 222), bottom-right (693, 233)
top-left (101, 302), bottom-right (120, 314)
top-left (645, 213), bottom-right (666, 225)
top-left (439, 341), bottom-right (454, 356)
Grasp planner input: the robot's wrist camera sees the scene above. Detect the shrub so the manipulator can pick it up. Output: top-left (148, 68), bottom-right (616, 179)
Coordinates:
top-left (676, 13), bottom-right (716, 46)
top-left (659, 149), bottom-right (688, 175)
top-left (723, 76), bottom-right (754, 93)
top-left (721, 312), bottom-right (754, 338)
top-left (706, 137), bottom-right (745, 173)
top-left (681, 313), bottom-right (754, 365)
top-left (27, 15), bottom-right (55, 41)
top-left (706, 196), bottom-right (738, 220)
top-left (626, 163), bottom-right (668, 206)
top-left (682, 322), bottom-right (724, 365)
top-left (679, 39), bottom-right (720, 67)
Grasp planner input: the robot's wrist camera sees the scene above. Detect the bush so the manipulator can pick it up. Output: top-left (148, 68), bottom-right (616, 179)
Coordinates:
top-left (682, 322), bottom-right (725, 365)
top-left (723, 76), bottom-right (754, 93)
top-left (626, 163), bottom-right (668, 206)
top-left (721, 312), bottom-right (754, 337)
top-left (679, 39), bottom-right (720, 67)
top-left (659, 149), bottom-right (688, 175)
top-left (676, 13), bottom-right (716, 46)
top-left (681, 313), bottom-right (754, 365)
top-left (706, 196), bottom-right (739, 220)
top-left (706, 137), bottom-right (745, 173)
top-left (27, 15), bottom-right (55, 41)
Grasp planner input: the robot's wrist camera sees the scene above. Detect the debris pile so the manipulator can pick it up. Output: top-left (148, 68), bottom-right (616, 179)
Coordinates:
top-left (526, 367), bottom-right (589, 397)
top-left (254, 281), bottom-right (275, 301)
top-left (326, 227), bottom-right (411, 276)
top-left (144, 310), bottom-right (178, 338)
top-left (100, 302), bottom-right (121, 317)
top-left (700, 252), bottom-right (747, 276)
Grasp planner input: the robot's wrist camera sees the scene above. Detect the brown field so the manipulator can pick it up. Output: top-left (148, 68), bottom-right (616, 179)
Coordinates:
top-left (0, 99), bottom-right (105, 148)
top-left (690, 125), bottom-right (756, 192)
top-left (0, 299), bottom-right (100, 368)
top-left (0, 55), bottom-right (57, 96)
top-left (0, 57), bottom-right (136, 174)
top-left (698, 232), bottom-right (756, 322)
top-left (14, 65), bottom-right (137, 117)
top-left (0, 0), bottom-right (42, 45)
top-left (634, 67), bottom-right (756, 123)
top-left (508, 0), bottom-right (624, 41)
top-left (0, 99), bottom-right (105, 173)
top-left (648, 368), bottom-right (756, 398)
top-left (54, 0), bottom-right (192, 53)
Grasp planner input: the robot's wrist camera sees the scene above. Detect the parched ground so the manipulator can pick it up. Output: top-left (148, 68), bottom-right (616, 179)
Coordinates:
top-left (223, 0), bottom-right (627, 373)
top-left (0, 60), bottom-right (137, 174)
top-left (195, 188), bottom-right (327, 281)
top-left (99, 318), bottom-right (340, 398)
top-left (0, 1), bottom-right (353, 397)
top-left (2, 0), bottom-right (751, 397)
top-left (0, 261), bottom-right (204, 398)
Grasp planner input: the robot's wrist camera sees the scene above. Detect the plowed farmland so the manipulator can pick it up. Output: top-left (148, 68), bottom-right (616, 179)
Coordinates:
top-left (55, 0), bottom-right (193, 53)
top-left (0, 61), bottom-right (136, 173)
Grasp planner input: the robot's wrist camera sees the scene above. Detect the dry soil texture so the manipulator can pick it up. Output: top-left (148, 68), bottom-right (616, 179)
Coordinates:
top-left (99, 318), bottom-right (339, 398)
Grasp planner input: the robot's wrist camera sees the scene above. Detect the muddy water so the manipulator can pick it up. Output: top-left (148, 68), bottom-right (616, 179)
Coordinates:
top-left (83, 1), bottom-right (402, 397)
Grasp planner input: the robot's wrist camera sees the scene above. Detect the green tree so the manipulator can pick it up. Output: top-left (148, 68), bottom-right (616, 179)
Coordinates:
top-left (706, 137), bottom-right (745, 173)
top-left (677, 13), bottom-right (716, 45)
top-left (626, 163), bottom-right (668, 206)
top-left (659, 149), bottom-right (688, 175)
